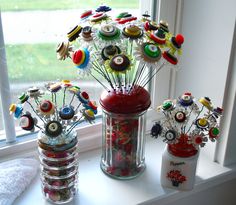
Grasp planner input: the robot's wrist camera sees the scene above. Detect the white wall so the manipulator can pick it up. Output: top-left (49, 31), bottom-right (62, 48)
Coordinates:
top-left (175, 0), bottom-right (236, 160)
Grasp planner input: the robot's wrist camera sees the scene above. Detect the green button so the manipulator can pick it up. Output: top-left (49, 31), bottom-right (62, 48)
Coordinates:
top-left (212, 127), bottom-right (219, 136)
top-left (144, 44), bottom-right (160, 58)
top-left (162, 101), bottom-right (172, 110)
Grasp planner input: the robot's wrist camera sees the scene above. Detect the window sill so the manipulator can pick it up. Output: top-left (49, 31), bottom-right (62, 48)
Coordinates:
top-left (13, 137), bottom-right (236, 205)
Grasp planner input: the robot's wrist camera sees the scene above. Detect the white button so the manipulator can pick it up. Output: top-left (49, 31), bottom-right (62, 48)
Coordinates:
top-left (148, 45), bottom-right (158, 52)
top-left (114, 56), bottom-right (124, 65)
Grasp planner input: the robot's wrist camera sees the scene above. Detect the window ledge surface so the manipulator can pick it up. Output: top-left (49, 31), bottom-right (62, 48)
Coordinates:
top-left (13, 137), bottom-right (236, 205)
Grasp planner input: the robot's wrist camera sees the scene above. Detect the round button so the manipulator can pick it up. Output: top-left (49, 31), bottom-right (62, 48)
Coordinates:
top-left (144, 44), bottom-right (159, 58)
top-left (182, 95), bottom-right (190, 101)
top-left (162, 100), bottom-right (173, 111)
top-left (113, 56), bottom-right (124, 65)
top-left (109, 54), bottom-right (130, 72)
top-left (209, 127), bottom-right (220, 138)
top-left (150, 45), bottom-right (158, 52)
top-left (83, 26), bottom-right (91, 34)
top-left (45, 121), bottom-right (63, 137)
top-left (40, 100), bottom-right (52, 112)
top-left (151, 123), bottom-right (162, 137)
top-left (175, 111), bottom-right (186, 122)
top-left (59, 106), bottom-right (75, 120)
top-left (198, 118), bottom-right (207, 126)
top-left (102, 25), bottom-right (114, 34)
top-left (165, 130), bottom-right (176, 141)
top-left (19, 114), bottom-right (34, 131)
top-left (196, 118), bottom-right (209, 130)
top-left (194, 135), bottom-right (203, 145)
top-left (106, 45), bottom-right (116, 55)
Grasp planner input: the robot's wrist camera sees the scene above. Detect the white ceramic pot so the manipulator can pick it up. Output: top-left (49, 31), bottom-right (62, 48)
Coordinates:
top-left (160, 146), bottom-right (199, 190)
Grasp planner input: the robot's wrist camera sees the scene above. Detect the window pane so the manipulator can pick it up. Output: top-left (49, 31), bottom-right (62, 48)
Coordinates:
top-left (0, 0), bottom-right (140, 138)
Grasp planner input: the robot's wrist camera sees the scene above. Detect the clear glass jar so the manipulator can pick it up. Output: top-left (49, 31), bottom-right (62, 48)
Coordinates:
top-left (100, 86), bottom-right (151, 179)
top-left (38, 130), bottom-right (78, 204)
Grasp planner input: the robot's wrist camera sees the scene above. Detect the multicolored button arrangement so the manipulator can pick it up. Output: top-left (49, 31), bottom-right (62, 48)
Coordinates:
top-left (10, 80), bottom-right (97, 137)
top-left (151, 92), bottom-right (223, 148)
top-left (56, 5), bottom-right (185, 93)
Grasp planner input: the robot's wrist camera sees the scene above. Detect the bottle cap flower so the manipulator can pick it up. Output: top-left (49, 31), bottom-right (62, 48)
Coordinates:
top-left (150, 122), bottom-right (162, 138)
top-left (106, 54), bottom-right (131, 74)
top-left (163, 129), bottom-right (178, 143)
top-left (81, 26), bottom-right (93, 41)
top-left (96, 5), bottom-right (111, 12)
top-left (134, 42), bottom-right (162, 67)
top-left (73, 48), bottom-right (93, 77)
top-left (18, 93), bottom-right (29, 104)
top-left (199, 96), bottom-right (213, 110)
top-left (162, 99), bottom-right (175, 111)
top-left (59, 106), bottom-right (75, 120)
top-left (28, 87), bottom-right (43, 98)
top-left (195, 118), bottom-right (209, 130)
top-left (122, 24), bottom-right (143, 39)
top-left (9, 104), bottom-right (23, 118)
top-left (39, 100), bottom-right (55, 116)
top-left (98, 24), bottom-right (120, 40)
top-left (56, 42), bottom-right (72, 60)
top-left (83, 109), bottom-right (95, 122)
top-left (19, 113), bottom-right (35, 131)
top-left (178, 92), bottom-right (194, 107)
top-left (49, 82), bottom-right (62, 93)
top-left (45, 121), bottom-right (63, 137)
top-left (209, 127), bottom-right (220, 141)
top-left (101, 45), bottom-right (121, 61)
top-left (213, 107), bottom-right (223, 117)
top-left (192, 133), bottom-right (207, 147)
top-left (78, 91), bottom-right (89, 104)
top-left (158, 20), bottom-right (169, 33)
top-left (80, 10), bottom-right (93, 19)
top-left (61, 80), bottom-right (72, 87)
top-left (69, 86), bottom-right (80, 95)
top-left (149, 29), bottom-right (166, 45)
top-left (67, 25), bottom-right (82, 42)
top-left (91, 12), bottom-right (108, 23)
top-left (174, 111), bottom-right (186, 123)
top-left (144, 21), bottom-right (158, 31)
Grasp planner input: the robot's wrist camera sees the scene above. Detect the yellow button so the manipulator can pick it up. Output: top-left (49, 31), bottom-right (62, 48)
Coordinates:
top-left (199, 118), bottom-right (207, 126)
top-left (9, 104), bottom-right (16, 113)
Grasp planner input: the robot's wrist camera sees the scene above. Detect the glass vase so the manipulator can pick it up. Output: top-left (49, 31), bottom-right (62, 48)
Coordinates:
top-left (160, 134), bottom-right (199, 190)
top-left (38, 130), bottom-right (78, 204)
top-left (100, 86), bottom-right (151, 179)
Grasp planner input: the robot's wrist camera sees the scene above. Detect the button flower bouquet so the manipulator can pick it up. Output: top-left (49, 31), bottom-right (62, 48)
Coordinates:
top-left (56, 5), bottom-right (185, 179)
top-left (9, 80), bottom-right (97, 203)
top-left (151, 92), bottom-right (223, 190)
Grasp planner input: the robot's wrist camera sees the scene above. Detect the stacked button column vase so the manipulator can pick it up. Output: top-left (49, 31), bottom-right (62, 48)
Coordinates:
top-left (38, 130), bottom-right (78, 203)
top-left (100, 86), bottom-right (151, 179)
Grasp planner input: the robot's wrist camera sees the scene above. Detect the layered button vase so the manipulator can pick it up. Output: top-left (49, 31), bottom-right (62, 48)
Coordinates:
top-left (38, 130), bottom-right (78, 203)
